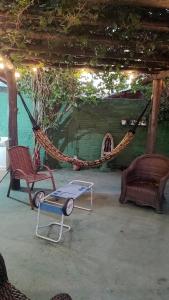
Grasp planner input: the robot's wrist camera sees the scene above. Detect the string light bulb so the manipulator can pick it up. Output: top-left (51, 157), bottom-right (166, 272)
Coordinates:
top-left (126, 72), bottom-right (134, 85)
top-left (129, 73), bottom-right (134, 81)
top-left (32, 67), bottom-right (37, 72)
top-left (0, 62), bottom-right (4, 69)
top-left (15, 71), bottom-right (20, 79)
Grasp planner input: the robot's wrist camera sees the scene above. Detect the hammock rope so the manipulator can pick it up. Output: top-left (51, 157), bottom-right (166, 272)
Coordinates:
top-left (18, 91), bottom-right (150, 168)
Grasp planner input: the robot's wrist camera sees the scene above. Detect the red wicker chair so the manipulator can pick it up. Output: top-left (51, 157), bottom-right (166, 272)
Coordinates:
top-left (119, 154), bottom-right (169, 213)
top-left (7, 146), bottom-right (56, 209)
top-left (0, 253), bottom-right (72, 300)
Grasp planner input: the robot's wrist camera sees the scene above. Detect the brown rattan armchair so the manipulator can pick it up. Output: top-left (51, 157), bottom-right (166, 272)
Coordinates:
top-left (119, 154), bottom-right (169, 213)
top-left (0, 253), bottom-right (72, 300)
top-left (7, 146), bottom-right (56, 209)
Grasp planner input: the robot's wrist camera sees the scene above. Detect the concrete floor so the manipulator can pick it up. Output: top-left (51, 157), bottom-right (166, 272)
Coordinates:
top-left (1, 169), bottom-right (169, 300)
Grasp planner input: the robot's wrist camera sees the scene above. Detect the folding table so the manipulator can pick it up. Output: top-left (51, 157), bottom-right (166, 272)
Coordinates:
top-left (35, 180), bottom-right (94, 243)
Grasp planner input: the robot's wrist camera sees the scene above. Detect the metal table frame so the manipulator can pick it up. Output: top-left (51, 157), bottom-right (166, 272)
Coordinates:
top-left (36, 203), bottom-right (71, 243)
top-left (35, 180), bottom-right (94, 243)
top-left (64, 180), bottom-right (94, 211)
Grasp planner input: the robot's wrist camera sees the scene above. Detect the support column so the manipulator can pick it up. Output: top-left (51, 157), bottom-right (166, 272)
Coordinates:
top-left (146, 79), bottom-right (163, 154)
top-left (5, 69), bottom-right (18, 147)
top-left (5, 68), bottom-right (20, 189)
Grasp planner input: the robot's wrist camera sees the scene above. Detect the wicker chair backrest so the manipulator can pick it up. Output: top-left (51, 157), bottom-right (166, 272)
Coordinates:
top-left (133, 154), bottom-right (169, 183)
top-left (8, 146), bottom-right (35, 174)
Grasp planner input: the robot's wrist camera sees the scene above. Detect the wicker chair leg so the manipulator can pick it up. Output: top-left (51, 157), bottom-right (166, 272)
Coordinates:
top-left (119, 192), bottom-right (127, 204)
top-left (119, 195), bottom-right (124, 203)
top-left (156, 201), bottom-right (164, 214)
top-left (31, 182), bottom-right (35, 191)
top-left (50, 293), bottom-right (72, 300)
top-left (51, 175), bottom-right (56, 190)
top-left (7, 179), bottom-right (12, 197)
top-left (26, 182), bottom-right (34, 210)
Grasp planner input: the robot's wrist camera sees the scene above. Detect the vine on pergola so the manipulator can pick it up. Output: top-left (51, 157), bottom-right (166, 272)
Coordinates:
top-left (2, 1), bottom-right (169, 128)
top-left (0, 1), bottom-right (169, 72)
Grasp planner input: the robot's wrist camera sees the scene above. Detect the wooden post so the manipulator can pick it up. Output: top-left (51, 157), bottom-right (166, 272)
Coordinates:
top-left (5, 68), bottom-right (20, 189)
top-left (146, 79), bottom-right (163, 154)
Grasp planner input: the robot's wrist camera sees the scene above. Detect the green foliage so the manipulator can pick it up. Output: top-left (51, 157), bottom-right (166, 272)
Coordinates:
top-left (17, 66), bottom-right (169, 127)
top-left (17, 67), bottom-right (133, 129)
top-left (11, 0), bottom-right (35, 14)
top-left (132, 77), bottom-right (169, 122)
top-left (131, 78), bottom-right (152, 100)
top-left (1, 1), bottom-right (167, 70)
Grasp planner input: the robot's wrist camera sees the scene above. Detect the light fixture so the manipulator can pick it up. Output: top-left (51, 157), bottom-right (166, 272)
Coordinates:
top-left (121, 118), bottom-right (147, 127)
top-left (127, 73), bottom-right (134, 85)
top-left (121, 119), bottom-right (127, 126)
top-left (0, 62), bottom-right (4, 69)
top-left (32, 67), bottom-right (37, 72)
top-left (15, 72), bottom-right (20, 78)
top-left (140, 119), bottom-right (147, 126)
top-left (130, 120), bottom-right (137, 126)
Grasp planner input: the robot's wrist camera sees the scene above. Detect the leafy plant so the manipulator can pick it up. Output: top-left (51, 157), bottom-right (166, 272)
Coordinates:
top-left (17, 66), bottom-right (134, 129)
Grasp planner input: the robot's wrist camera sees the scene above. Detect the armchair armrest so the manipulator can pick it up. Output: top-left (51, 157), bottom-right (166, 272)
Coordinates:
top-left (12, 169), bottom-right (27, 178)
top-left (122, 168), bottom-right (138, 184)
top-left (0, 254), bottom-right (8, 287)
top-left (40, 164), bottom-right (53, 175)
top-left (158, 172), bottom-right (169, 198)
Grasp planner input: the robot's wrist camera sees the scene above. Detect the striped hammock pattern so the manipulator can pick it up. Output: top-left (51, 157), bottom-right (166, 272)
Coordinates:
top-left (34, 128), bottom-right (134, 168)
top-left (18, 91), bottom-right (150, 169)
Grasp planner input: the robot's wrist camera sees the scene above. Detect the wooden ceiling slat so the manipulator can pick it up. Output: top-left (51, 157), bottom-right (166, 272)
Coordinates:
top-left (87, 0), bottom-right (169, 8)
top-left (0, 1), bottom-right (169, 73)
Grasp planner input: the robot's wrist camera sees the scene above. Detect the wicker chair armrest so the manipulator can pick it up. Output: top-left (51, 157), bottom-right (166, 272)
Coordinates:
top-left (159, 173), bottom-right (169, 194)
top-left (41, 164), bottom-right (53, 175)
top-left (13, 169), bottom-right (27, 177)
top-left (122, 168), bottom-right (137, 184)
top-left (0, 254), bottom-right (8, 287)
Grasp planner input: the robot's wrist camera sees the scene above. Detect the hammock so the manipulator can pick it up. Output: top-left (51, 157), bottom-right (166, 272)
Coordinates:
top-left (18, 91), bottom-right (150, 168)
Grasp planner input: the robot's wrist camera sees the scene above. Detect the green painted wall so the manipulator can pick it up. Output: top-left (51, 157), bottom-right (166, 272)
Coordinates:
top-left (47, 98), bottom-right (169, 170)
top-left (156, 121), bottom-right (169, 154)
top-left (1, 89), bottom-right (169, 170)
top-left (0, 88), bottom-right (8, 138)
top-left (0, 87), bottom-right (34, 153)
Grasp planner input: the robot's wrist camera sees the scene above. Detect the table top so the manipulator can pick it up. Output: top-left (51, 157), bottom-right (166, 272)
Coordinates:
top-left (51, 183), bottom-right (91, 199)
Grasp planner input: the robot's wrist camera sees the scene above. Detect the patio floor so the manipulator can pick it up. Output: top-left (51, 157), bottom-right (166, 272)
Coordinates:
top-left (1, 169), bottom-right (169, 300)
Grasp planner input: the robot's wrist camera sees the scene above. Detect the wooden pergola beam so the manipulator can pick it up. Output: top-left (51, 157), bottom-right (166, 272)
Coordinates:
top-left (146, 79), bottom-right (163, 153)
top-left (87, 0), bottom-right (169, 8)
top-left (20, 59), bottom-right (158, 72)
top-left (143, 70), bottom-right (169, 82)
top-left (4, 51), bottom-right (169, 72)
top-left (0, 11), bottom-right (169, 33)
top-left (0, 29), bottom-right (123, 46)
top-left (0, 47), bottom-right (169, 68)
top-left (141, 22), bottom-right (169, 32)
top-left (0, 27), bottom-right (169, 50)
top-left (151, 70), bottom-right (169, 79)
top-left (3, 43), bottom-right (169, 64)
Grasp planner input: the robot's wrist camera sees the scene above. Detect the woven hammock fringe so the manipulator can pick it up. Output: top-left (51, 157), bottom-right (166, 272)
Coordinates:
top-left (34, 129), bottom-right (134, 168)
